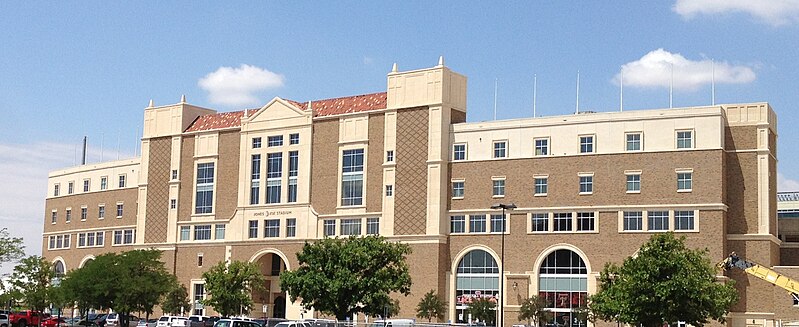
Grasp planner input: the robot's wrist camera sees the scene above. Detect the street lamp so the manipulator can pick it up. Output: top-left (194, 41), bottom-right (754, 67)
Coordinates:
top-left (491, 203), bottom-right (516, 327)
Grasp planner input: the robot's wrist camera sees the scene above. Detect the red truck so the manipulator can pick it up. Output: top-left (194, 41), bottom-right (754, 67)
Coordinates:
top-left (8, 311), bottom-right (46, 327)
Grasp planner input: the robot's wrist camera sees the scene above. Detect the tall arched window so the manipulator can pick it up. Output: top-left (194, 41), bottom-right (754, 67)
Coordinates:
top-left (455, 249), bottom-right (499, 324)
top-left (53, 261), bottom-right (65, 277)
top-left (538, 249), bottom-right (588, 327)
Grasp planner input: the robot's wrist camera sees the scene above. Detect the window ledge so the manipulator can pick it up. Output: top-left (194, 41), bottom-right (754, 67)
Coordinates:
top-left (626, 190), bottom-right (641, 194)
top-left (579, 192), bottom-right (593, 195)
top-left (492, 195), bottom-right (506, 198)
top-left (452, 196), bottom-right (464, 200)
top-left (534, 193), bottom-right (547, 197)
top-left (677, 189), bottom-right (693, 193)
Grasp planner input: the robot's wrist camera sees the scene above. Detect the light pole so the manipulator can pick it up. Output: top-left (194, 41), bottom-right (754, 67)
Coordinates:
top-left (491, 203), bottom-right (516, 327)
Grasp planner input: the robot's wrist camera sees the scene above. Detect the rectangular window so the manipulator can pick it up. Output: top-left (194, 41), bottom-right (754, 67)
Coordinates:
top-left (116, 204), bottom-right (124, 217)
top-left (493, 141), bottom-right (507, 158)
top-left (535, 177), bottom-right (548, 195)
top-left (289, 133), bottom-right (300, 145)
top-left (68, 182), bottom-right (74, 194)
top-left (251, 154), bottom-right (261, 205)
top-left (80, 207), bottom-right (87, 221)
top-left (195, 163), bottom-right (215, 214)
top-left (577, 212), bottom-right (595, 231)
top-left (78, 233), bottom-right (86, 247)
top-left (264, 219), bottom-right (280, 237)
top-left (113, 229), bottom-right (135, 245)
top-left (580, 136), bottom-right (594, 153)
top-left (118, 175), bottom-right (126, 188)
top-left (51, 211), bottom-right (57, 224)
top-left (626, 133), bottom-right (642, 151)
top-left (95, 232), bottom-right (104, 246)
top-left (100, 176), bottom-right (108, 190)
top-left (341, 149), bottom-right (364, 206)
top-left (450, 215), bottom-right (466, 233)
top-left (386, 150), bottom-right (394, 162)
top-left (98, 205), bottom-right (105, 219)
top-left (366, 218), bottom-right (379, 235)
top-left (288, 151), bottom-right (298, 203)
top-left (87, 232), bottom-right (95, 246)
top-left (535, 138), bottom-right (549, 156)
top-left (554, 213), bottom-right (573, 232)
top-left (248, 220), bottom-right (258, 239)
top-left (675, 211), bottom-right (695, 230)
top-left (170, 199), bottom-right (177, 209)
top-left (469, 214), bottom-right (487, 233)
top-left (180, 226), bottom-right (190, 241)
top-left (385, 185), bottom-right (394, 197)
top-left (493, 179), bottom-right (505, 197)
top-left (268, 135), bottom-right (283, 147)
top-left (531, 213), bottom-right (548, 232)
top-left (286, 219), bottom-right (297, 237)
top-left (490, 214), bottom-right (506, 233)
top-left (453, 144), bottom-right (466, 161)
top-left (677, 172), bottom-right (693, 191)
top-left (171, 170), bottom-right (178, 180)
top-left (452, 181), bottom-right (465, 198)
top-left (49, 236), bottom-right (55, 249)
top-left (194, 225), bottom-right (212, 240)
top-left (83, 179), bottom-right (90, 192)
top-left (54, 184), bottom-right (60, 196)
top-left (623, 211), bottom-right (643, 231)
top-left (579, 175), bottom-right (593, 194)
top-left (627, 174), bottom-right (641, 192)
top-left (324, 219), bottom-right (336, 237)
top-left (215, 224), bottom-right (225, 240)
top-left (676, 131), bottom-right (693, 149)
top-left (66, 209), bottom-right (72, 222)
top-left (192, 284), bottom-right (205, 316)
top-left (252, 137), bottom-right (262, 148)
top-left (648, 211), bottom-right (670, 231)
top-left (267, 153), bottom-right (282, 203)
top-left (340, 219), bottom-right (362, 236)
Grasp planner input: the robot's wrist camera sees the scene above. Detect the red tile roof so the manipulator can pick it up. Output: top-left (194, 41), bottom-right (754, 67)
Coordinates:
top-left (184, 92), bottom-right (387, 132)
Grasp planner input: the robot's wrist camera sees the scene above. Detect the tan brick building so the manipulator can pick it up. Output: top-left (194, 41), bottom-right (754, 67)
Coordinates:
top-left (42, 59), bottom-right (795, 327)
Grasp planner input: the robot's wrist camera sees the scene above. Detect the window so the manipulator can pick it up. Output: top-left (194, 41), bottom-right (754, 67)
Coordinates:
top-left (180, 226), bottom-right (191, 241)
top-left (198, 254), bottom-right (203, 267)
top-left (113, 229), bottom-right (135, 245)
top-left (78, 233), bottom-right (86, 247)
top-left (490, 214), bottom-right (506, 233)
top-left (453, 144), bottom-right (466, 161)
top-left (626, 174), bottom-right (641, 192)
top-left (289, 133), bottom-right (300, 145)
top-left (531, 213), bottom-right (548, 232)
top-left (195, 163), bottom-right (215, 214)
top-left (170, 199), bottom-right (177, 209)
top-left (675, 211), bottom-right (695, 230)
top-left (54, 184), bottom-right (60, 196)
top-left (83, 179), bottom-right (90, 192)
top-left (452, 181), bottom-right (465, 198)
top-left (493, 179), bottom-right (505, 197)
top-left (469, 214), bottom-right (486, 233)
top-left (80, 207), bottom-right (87, 221)
top-left (386, 150), bottom-right (394, 162)
top-left (49, 235), bottom-right (71, 250)
top-left (554, 213), bottom-right (572, 232)
top-left (194, 225), bottom-right (212, 240)
top-left (676, 131), bottom-right (693, 149)
top-left (288, 151), bottom-right (298, 203)
top-left (576, 212), bottom-right (595, 231)
top-left (626, 133), bottom-right (642, 151)
top-left (323, 219), bottom-right (336, 237)
top-left (623, 211), bottom-right (643, 231)
top-left (192, 284), bottom-right (205, 316)
top-left (340, 219), bottom-right (362, 236)
top-left (579, 175), bottom-right (593, 194)
top-left (648, 211), bottom-right (670, 231)
top-left (266, 153), bottom-right (282, 204)
top-left (385, 185), bottom-right (394, 197)
top-left (677, 172), bottom-right (692, 191)
top-left (450, 215), bottom-right (466, 233)
top-left (100, 176), bottom-right (108, 190)
top-left (264, 219), bottom-right (280, 237)
top-left (535, 138), bottom-right (549, 156)
top-left (268, 135), bottom-right (283, 147)
top-left (215, 224), bottom-right (225, 240)
top-left (116, 203), bottom-right (124, 217)
top-left (580, 135), bottom-right (594, 153)
top-left (252, 137), bottom-right (262, 148)
top-left (171, 170), bottom-right (178, 180)
top-left (98, 205), bottom-right (105, 219)
top-left (341, 149), bottom-right (364, 206)
top-left (51, 211), bottom-right (57, 224)
top-left (118, 175), bottom-right (126, 188)
top-left (535, 177), bottom-right (548, 195)
top-left (250, 154), bottom-right (261, 205)
top-left (286, 219), bottom-right (297, 237)
top-left (68, 182), bottom-right (74, 194)
top-left (66, 209), bottom-right (72, 222)
top-left (248, 220), bottom-right (258, 238)
top-left (493, 141), bottom-right (507, 158)
top-left (366, 218), bottom-right (379, 235)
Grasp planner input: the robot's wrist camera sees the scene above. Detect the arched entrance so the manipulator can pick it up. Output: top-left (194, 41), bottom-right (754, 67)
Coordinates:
top-left (252, 251), bottom-right (289, 318)
top-left (53, 260), bottom-right (65, 277)
top-left (454, 249), bottom-right (499, 324)
top-left (538, 249), bottom-right (588, 327)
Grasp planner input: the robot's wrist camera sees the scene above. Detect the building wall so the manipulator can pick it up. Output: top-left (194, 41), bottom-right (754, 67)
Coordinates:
top-left (394, 107), bottom-right (429, 235)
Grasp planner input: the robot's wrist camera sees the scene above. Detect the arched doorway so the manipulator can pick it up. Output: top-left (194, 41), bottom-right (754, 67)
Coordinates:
top-left (272, 296), bottom-right (286, 318)
top-left (538, 249), bottom-right (588, 327)
top-left (253, 252), bottom-right (289, 318)
top-left (454, 249), bottom-right (499, 324)
top-left (53, 260), bottom-right (65, 277)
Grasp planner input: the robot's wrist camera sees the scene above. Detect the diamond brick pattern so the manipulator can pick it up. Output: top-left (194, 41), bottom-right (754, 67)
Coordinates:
top-left (144, 138), bottom-right (171, 243)
top-left (394, 107), bottom-right (429, 235)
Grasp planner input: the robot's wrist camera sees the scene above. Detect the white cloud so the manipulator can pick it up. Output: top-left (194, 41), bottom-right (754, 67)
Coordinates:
top-left (779, 172), bottom-right (799, 192)
top-left (363, 56), bottom-right (375, 66)
top-left (673, 0), bottom-right (799, 26)
top-left (198, 64), bottom-right (285, 107)
top-left (613, 49), bottom-right (756, 91)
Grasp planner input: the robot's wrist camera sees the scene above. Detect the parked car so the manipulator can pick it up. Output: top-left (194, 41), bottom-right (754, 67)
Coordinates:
top-left (188, 316), bottom-right (212, 327)
top-left (136, 319), bottom-right (157, 327)
top-left (75, 321), bottom-right (101, 327)
top-left (303, 320), bottom-right (334, 327)
top-left (1, 313), bottom-right (10, 327)
top-left (156, 317), bottom-right (184, 327)
top-left (106, 314), bottom-right (139, 327)
top-left (42, 317), bottom-right (69, 327)
top-left (171, 318), bottom-right (189, 327)
top-left (213, 319), bottom-right (261, 327)
top-left (9, 310), bottom-right (46, 327)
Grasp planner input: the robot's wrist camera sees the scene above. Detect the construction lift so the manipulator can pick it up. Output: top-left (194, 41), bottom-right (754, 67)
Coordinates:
top-left (717, 252), bottom-right (799, 303)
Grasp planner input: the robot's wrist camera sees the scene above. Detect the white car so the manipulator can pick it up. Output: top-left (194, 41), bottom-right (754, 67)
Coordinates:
top-left (1, 313), bottom-right (10, 327)
top-left (213, 319), bottom-right (261, 327)
top-left (171, 318), bottom-right (189, 327)
top-left (157, 317), bottom-right (184, 327)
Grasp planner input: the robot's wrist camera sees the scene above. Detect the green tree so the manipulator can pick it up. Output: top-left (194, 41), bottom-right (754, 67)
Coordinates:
top-left (0, 228), bottom-right (24, 267)
top-left (10, 256), bottom-right (54, 312)
top-left (518, 295), bottom-right (551, 327)
top-left (589, 233), bottom-right (738, 327)
top-left (280, 235), bottom-right (412, 321)
top-left (202, 260), bottom-right (266, 317)
top-left (161, 283), bottom-right (190, 316)
top-left (467, 297), bottom-right (496, 325)
top-left (416, 290), bottom-right (446, 322)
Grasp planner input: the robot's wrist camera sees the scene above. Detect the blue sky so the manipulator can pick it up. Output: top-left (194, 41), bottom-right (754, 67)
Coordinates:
top-left (1, 1), bottom-right (799, 268)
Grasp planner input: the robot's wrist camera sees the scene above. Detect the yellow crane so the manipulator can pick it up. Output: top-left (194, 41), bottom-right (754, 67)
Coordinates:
top-left (717, 252), bottom-right (799, 302)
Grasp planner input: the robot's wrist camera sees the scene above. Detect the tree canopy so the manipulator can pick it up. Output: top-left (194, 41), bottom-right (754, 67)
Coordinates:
top-left (416, 290), bottom-right (446, 322)
top-left (10, 256), bottom-right (54, 311)
top-left (161, 283), bottom-right (190, 316)
top-left (467, 297), bottom-right (496, 325)
top-left (202, 260), bottom-right (266, 317)
top-left (280, 235), bottom-right (412, 320)
top-left (0, 228), bottom-right (25, 267)
top-left (518, 295), bottom-right (551, 327)
top-left (589, 233), bottom-right (738, 327)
